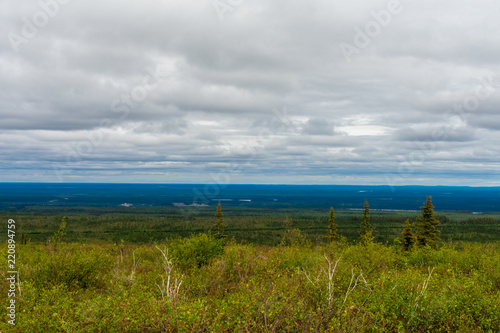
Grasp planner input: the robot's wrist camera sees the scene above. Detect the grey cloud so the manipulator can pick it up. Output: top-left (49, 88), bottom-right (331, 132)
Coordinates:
top-left (468, 115), bottom-right (500, 131)
top-left (302, 118), bottom-right (335, 135)
top-left (395, 125), bottom-right (476, 142)
top-left (131, 120), bottom-right (190, 135)
top-left (1, 0), bottom-right (499, 185)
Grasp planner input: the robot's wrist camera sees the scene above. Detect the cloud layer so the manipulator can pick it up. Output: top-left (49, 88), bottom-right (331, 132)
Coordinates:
top-left (1, 0), bottom-right (500, 185)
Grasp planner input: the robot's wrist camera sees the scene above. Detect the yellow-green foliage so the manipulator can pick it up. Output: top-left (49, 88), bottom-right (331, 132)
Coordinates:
top-left (1, 239), bottom-right (499, 332)
top-left (169, 233), bottom-right (225, 270)
top-left (280, 216), bottom-right (310, 247)
top-left (50, 216), bottom-right (67, 251)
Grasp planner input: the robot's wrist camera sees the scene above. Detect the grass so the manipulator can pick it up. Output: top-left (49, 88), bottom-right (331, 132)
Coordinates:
top-left (1, 236), bottom-right (499, 332)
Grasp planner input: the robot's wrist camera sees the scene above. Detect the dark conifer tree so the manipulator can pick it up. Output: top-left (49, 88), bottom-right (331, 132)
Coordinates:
top-left (415, 196), bottom-right (440, 248)
top-left (325, 207), bottom-right (339, 242)
top-left (214, 201), bottom-right (227, 241)
top-left (359, 200), bottom-right (373, 245)
top-left (401, 218), bottom-right (417, 251)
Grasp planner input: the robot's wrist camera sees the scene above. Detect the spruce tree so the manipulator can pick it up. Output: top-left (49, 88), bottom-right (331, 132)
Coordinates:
top-left (214, 201), bottom-right (227, 240)
top-left (325, 207), bottom-right (339, 242)
top-left (415, 196), bottom-right (440, 248)
top-left (359, 200), bottom-right (373, 245)
top-left (401, 218), bottom-right (417, 251)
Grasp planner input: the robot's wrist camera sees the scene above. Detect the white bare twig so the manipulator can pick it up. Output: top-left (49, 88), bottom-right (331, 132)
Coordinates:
top-left (155, 246), bottom-right (183, 308)
top-left (17, 269), bottom-right (22, 297)
top-left (114, 249), bottom-right (141, 286)
top-left (341, 267), bottom-right (373, 311)
top-left (342, 268), bottom-right (359, 306)
top-left (324, 253), bottom-right (343, 309)
top-left (302, 251), bottom-right (375, 315)
top-left (303, 252), bottom-right (343, 310)
top-left (409, 266), bottom-right (435, 321)
top-left (127, 250), bottom-right (140, 285)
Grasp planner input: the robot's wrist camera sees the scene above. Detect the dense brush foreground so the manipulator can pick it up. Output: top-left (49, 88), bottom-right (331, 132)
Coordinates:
top-left (1, 236), bottom-right (499, 332)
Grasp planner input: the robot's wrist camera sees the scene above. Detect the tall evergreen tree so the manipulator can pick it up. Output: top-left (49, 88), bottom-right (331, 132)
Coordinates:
top-left (415, 196), bottom-right (440, 248)
top-left (214, 201), bottom-right (227, 240)
top-left (359, 200), bottom-right (373, 245)
top-left (325, 207), bottom-right (339, 242)
top-left (401, 218), bottom-right (417, 251)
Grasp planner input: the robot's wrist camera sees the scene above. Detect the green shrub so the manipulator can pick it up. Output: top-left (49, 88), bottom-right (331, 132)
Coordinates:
top-left (169, 233), bottom-right (225, 270)
top-left (2, 238), bottom-right (499, 332)
top-left (33, 245), bottom-right (112, 290)
top-left (280, 216), bottom-right (312, 247)
top-left (280, 228), bottom-right (311, 247)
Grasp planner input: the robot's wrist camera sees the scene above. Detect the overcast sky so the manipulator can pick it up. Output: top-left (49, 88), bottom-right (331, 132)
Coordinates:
top-left (1, 0), bottom-right (500, 185)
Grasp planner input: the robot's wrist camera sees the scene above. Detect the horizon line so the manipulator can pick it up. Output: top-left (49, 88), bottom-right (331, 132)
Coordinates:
top-left (1, 181), bottom-right (499, 188)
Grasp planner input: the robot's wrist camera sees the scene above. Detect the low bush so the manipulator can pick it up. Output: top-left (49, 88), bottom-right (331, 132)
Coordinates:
top-left (1, 238), bottom-right (499, 332)
top-left (169, 233), bottom-right (225, 271)
top-left (22, 244), bottom-right (113, 290)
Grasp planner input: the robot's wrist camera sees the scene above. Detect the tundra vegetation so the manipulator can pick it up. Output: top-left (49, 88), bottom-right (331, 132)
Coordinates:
top-left (1, 198), bottom-right (499, 332)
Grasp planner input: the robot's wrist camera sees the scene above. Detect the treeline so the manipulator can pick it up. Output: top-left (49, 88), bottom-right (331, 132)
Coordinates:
top-left (3, 198), bottom-right (500, 245)
top-left (226, 196), bottom-right (443, 251)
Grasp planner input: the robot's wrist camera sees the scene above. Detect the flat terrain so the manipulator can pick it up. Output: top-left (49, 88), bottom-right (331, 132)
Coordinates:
top-left (3, 206), bottom-right (500, 245)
